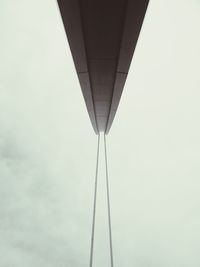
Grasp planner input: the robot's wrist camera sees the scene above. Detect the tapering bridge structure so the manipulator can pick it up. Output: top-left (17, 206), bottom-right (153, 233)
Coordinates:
top-left (57, 1), bottom-right (149, 266)
top-left (57, 0), bottom-right (149, 134)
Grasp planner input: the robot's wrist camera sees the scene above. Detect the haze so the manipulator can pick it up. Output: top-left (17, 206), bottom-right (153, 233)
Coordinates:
top-left (0, 0), bottom-right (200, 266)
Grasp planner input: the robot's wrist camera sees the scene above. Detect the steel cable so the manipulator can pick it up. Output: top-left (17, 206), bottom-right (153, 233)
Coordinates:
top-left (104, 134), bottom-right (114, 267)
top-left (89, 134), bottom-right (100, 267)
top-left (89, 134), bottom-right (114, 267)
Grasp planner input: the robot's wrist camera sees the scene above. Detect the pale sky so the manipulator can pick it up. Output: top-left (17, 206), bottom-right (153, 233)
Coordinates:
top-left (0, 0), bottom-right (200, 266)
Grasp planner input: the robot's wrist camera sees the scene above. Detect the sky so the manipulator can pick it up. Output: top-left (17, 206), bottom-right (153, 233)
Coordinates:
top-left (0, 0), bottom-right (200, 266)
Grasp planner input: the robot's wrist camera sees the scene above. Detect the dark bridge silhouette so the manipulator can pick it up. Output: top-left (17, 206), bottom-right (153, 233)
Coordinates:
top-left (57, 0), bottom-right (149, 133)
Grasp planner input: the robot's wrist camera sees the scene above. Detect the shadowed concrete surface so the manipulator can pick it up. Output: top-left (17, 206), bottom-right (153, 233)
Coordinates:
top-left (57, 0), bottom-right (149, 133)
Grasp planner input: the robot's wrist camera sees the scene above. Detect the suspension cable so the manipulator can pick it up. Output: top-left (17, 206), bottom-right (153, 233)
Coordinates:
top-left (89, 134), bottom-right (114, 267)
top-left (89, 134), bottom-right (100, 267)
top-left (104, 134), bottom-right (114, 267)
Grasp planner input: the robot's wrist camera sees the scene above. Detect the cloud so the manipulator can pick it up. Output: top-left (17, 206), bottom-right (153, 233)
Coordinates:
top-left (0, 0), bottom-right (200, 266)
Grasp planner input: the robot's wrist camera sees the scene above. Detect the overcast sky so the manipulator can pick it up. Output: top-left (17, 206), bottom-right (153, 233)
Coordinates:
top-left (0, 0), bottom-right (200, 266)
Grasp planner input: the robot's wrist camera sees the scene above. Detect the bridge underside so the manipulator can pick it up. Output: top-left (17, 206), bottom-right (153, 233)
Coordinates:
top-left (57, 0), bottom-right (149, 134)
